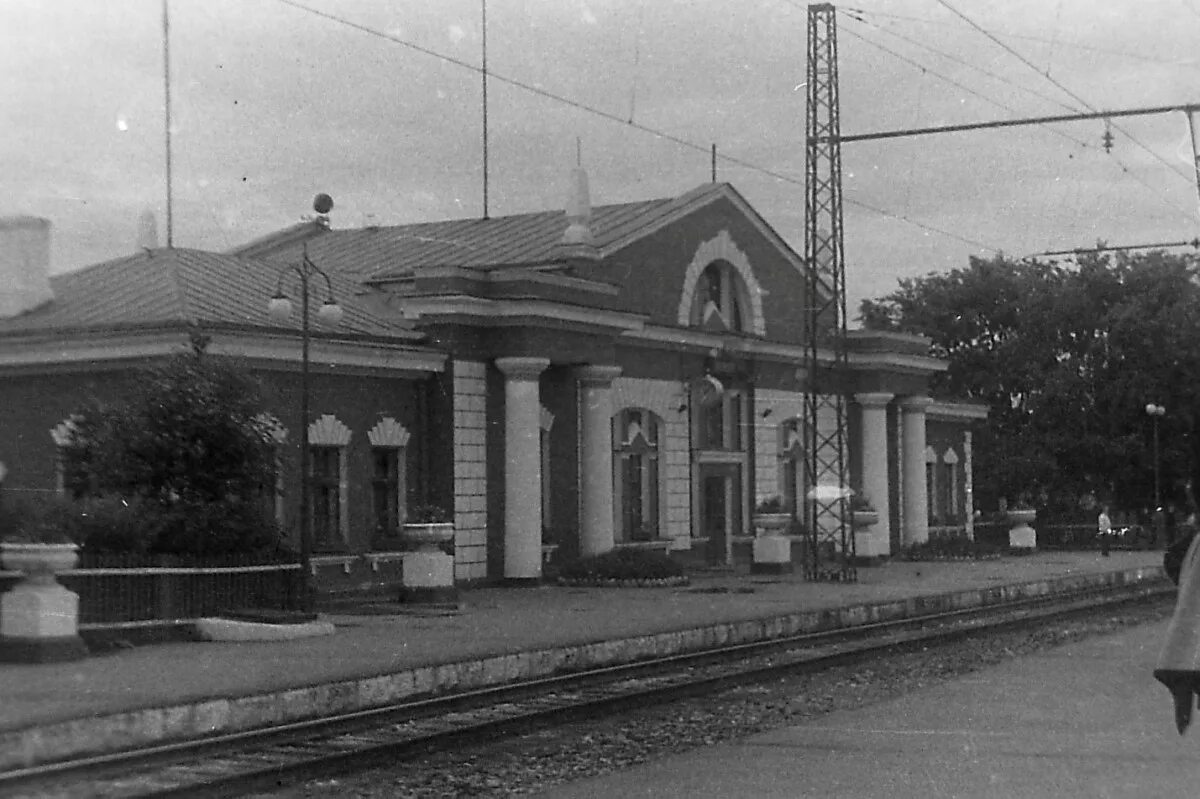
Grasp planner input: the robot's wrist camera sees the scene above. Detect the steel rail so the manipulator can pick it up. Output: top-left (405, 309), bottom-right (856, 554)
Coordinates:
top-left (1, 579), bottom-right (1174, 797)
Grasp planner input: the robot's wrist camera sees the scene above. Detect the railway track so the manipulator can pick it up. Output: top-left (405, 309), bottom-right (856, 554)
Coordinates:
top-left (2, 579), bottom-right (1175, 799)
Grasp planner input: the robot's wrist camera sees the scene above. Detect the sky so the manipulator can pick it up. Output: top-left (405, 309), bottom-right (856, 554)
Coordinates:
top-left (4, 0), bottom-right (1200, 319)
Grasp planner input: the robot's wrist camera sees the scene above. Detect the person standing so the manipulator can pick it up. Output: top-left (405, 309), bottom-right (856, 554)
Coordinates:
top-left (1098, 506), bottom-right (1112, 557)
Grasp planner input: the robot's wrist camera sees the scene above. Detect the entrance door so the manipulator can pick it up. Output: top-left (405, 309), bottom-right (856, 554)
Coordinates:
top-left (698, 463), bottom-right (743, 565)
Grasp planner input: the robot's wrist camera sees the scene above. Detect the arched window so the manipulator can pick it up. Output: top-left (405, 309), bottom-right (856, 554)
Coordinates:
top-left (689, 261), bottom-right (747, 332)
top-left (612, 408), bottom-right (662, 542)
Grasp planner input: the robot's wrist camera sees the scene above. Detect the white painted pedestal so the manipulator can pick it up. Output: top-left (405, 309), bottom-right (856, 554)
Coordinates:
top-left (1008, 510), bottom-right (1037, 550)
top-left (400, 524), bottom-right (458, 605)
top-left (0, 543), bottom-right (88, 662)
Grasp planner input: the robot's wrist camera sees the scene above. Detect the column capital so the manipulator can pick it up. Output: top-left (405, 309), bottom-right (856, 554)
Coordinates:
top-left (854, 392), bottom-right (894, 409)
top-left (575, 364), bottom-right (622, 387)
top-left (899, 395), bottom-right (933, 413)
top-left (495, 356), bottom-right (550, 381)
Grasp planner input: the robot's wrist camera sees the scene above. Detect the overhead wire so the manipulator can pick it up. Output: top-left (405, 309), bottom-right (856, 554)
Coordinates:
top-left (276, 0), bottom-right (1003, 254)
top-left (934, 0), bottom-right (1194, 186)
top-left (847, 6), bottom-right (1200, 71)
top-left (838, 21), bottom-right (1094, 153)
top-left (840, 4), bottom-right (1195, 234)
top-left (843, 11), bottom-right (1086, 118)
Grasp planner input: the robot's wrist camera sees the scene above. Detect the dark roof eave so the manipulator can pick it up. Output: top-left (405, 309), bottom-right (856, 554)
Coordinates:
top-left (0, 319), bottom-right (426, 347)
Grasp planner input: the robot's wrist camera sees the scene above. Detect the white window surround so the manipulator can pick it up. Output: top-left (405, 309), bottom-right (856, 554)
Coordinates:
top-left (50, 416), bottom-right (84, 498)
top-left (254, 413), bottom-right (288, 525)
top-left (367, 417), bottom-right (410, 533)
top-left (367, 417), bottom-right (411, 448)
top-left (676, 230), bottom-right (767, 336)
top-left (308, 414), bottom-right (351, 544)
top-left (613, 408), bottom-right (665, 543)
top-left (540, 405), bottom-right (554, 533)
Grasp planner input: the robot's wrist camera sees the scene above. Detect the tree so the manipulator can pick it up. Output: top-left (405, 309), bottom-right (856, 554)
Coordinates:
top-left (66, 333), bottom-right (285, 555)
top-left (861, 250), bottom-right (1200, 516)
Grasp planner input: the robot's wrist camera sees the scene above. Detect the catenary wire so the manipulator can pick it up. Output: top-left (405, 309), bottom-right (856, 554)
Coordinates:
top-left (275, 0), bottom-right (1003, 254)
top-left (846, 6), bottom-right (1200, 70)
top-left (842, 10), bottom-right (1087, 118)
top-left (837, 16), bottom-right (1194, 226)
top-left (934, 0), bottom-right (1194, 188)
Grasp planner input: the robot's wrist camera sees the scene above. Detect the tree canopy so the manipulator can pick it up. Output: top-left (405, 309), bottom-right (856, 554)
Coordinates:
top-left (861, 250), bottom-right (1200, 516)
top-left (63, 334), bottom-right (285, 555)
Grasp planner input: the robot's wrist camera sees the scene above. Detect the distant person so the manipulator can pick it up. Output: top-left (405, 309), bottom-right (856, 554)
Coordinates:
top-left (1098, 506), bottom-right (1112, 557)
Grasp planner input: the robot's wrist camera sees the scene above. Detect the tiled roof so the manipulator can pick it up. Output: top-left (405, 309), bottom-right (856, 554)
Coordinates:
top-left (230, 183), bottom-right (732, 282)
top-left (0, 248), bottom-right (408, 339)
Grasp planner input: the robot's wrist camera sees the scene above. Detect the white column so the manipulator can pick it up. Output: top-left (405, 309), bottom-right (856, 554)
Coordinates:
top-left (855, 392), bottom-right (893, 557)
top-left (496, 357), bottom-right (550, 581)
top-left (963, 430), bottom-right (975, 541)
top-left (900, 396), bottom-right (931, 546)
top-left (576, 365), bottom-right (622, 557)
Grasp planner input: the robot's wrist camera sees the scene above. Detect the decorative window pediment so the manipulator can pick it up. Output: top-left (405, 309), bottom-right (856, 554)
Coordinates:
top-left (942, 448), bottom-right (960, 465)
top-left (676, 230), bottom-right (766, 336)
top-left (254, 412), bottom-right (289, 444)
top-left (367, 416), bottom-right (410, 448)
top-left (540, 406), bottom-right (555, 432)
top-left (50, 415), bottom-right (85, 447)
top-left (309, 414), bottom-right (352, 446)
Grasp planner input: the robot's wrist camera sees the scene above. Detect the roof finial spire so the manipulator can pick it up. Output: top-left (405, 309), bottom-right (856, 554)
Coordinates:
top-left (560, 143), bottom-right (599, 264)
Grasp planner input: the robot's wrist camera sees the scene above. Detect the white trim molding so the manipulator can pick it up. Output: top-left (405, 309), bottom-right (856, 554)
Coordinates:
top-left (367, 417), bottom-right (411, 447)
top-left (676, 230), bottom-right (767, 336)
top-left (308, 414), bottom-right (352, 447)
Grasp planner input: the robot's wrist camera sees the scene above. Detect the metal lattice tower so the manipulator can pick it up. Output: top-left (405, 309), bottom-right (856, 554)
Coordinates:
top-left (803, 3), bottom-right (854, 582)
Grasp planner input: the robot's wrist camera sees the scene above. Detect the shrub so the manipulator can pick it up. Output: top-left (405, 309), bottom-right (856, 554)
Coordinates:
top-left (52, 334), bottom-right (289, 557)
top-left (755, 496), bottom-right (785, 514)
top-left (558, 547), bottom-right (685, 582)
top-left (0, 494), bottom-right (78, 544)
top-left (406, 503), bottom-right (452, 524)
top-left (899, 535), bottom-right (1002, 561)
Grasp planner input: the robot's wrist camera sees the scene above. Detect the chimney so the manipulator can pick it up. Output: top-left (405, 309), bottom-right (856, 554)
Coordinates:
top-left (558, 166), bottom-right (599, 263)
top-left (137, 209), bottom-right (160, 250)
top-left (0, 216), bottom-right (53, 318)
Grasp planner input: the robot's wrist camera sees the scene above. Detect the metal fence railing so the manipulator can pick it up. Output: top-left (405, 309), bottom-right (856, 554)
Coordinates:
top-left (945, 520), bottom-right (1160, 552)
top-left (0, 553), bottom-right (304, 629)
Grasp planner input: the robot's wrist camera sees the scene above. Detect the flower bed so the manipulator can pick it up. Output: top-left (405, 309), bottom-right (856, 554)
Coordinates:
top-left (555, 547), bottom-right (688, 588)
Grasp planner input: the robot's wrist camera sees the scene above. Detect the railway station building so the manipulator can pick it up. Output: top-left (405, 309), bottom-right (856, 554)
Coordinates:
top-left (0, 178), bottom-right (985, 593)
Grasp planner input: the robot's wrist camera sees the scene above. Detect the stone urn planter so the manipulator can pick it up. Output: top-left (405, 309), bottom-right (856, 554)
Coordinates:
top-left (1007, 508), bottom-right (1037, 550)
top-left (752, 497), bottom-right (792, 574)
top-left (1, 542), bottom-right (88, 662)
top-left (752, 513), bottom-right (792, 535)
top-left (400, 506), bottom-right (457, 605)
top-left (401, 522), bottom-right (455, 551)
top-left (851, 509), bottom-right (879, 529)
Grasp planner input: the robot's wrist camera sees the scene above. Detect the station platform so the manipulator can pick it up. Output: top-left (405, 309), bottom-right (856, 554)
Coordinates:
top-left (0, 551), bottom-right (1166, 772)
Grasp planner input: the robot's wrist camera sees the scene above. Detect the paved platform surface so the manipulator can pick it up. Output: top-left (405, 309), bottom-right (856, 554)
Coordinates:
top-left (543, 612), bottom-right (1196, 798)
top-left (0, 551), bottom-right (1165, 771)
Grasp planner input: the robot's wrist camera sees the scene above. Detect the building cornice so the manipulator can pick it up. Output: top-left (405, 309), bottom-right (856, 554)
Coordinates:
top-left (624, 324), bottom-right (949, 375)
top-left (927, 400), bottom-right (990, 421)
top-left (399, 295), bottom-right (646, 332)
top-left (0, 328), bottom-right (446, 376)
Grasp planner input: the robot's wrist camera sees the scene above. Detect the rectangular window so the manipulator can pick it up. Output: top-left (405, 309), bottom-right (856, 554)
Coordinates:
top-left (258, 448), bottom-right (281, 524)
top-left (942, 462), bottom-right (958, 520)
top-left (58, 447), bottom-right (91, 500)
top-left (926, 462), bottom-right (937, 524)
top-left (310, 446), bottom-right (341, 549)
top-left (372, 448), bottom-right (401, 537)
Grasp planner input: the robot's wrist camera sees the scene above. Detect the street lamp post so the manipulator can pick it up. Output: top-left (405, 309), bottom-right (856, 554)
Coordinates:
top-left (1147, 402), bottom-right (1166, 548)
top-left (268, 238), bottom-right (343, 613)
top-left (1146, 403), bottom-right (1166, 509)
